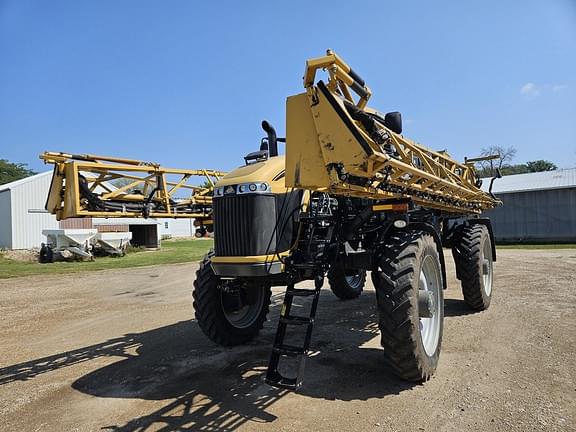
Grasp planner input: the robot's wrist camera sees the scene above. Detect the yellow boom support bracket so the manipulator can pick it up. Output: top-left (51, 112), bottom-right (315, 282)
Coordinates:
top-left (40, 151), bottom-right (226, 221)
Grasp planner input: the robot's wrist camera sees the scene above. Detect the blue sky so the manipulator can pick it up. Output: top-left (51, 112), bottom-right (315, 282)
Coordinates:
top-left (1, 0), bottom-right (575, 175)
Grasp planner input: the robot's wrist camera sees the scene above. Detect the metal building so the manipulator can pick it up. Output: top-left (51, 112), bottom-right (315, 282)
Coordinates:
top-left (0, 172), bottom-right (59, 249)
top-left (0, 171), bottom-right (196, 250)
top-left (482, 168), bottom-right (576, 242)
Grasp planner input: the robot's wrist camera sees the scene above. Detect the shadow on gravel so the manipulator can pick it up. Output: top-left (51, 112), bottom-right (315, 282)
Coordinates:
top-left (443, 298), bottom-right (480, 317)
top-left (1, 289), bottom-right (478, 431)
top-left (70, 291), bottom-right (417, 430)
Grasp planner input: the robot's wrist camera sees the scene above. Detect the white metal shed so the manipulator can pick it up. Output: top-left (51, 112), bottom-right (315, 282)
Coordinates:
top-left (0, 171), bottom-right (198, 250)
top-left (0, 171), bottom-right (59, 249)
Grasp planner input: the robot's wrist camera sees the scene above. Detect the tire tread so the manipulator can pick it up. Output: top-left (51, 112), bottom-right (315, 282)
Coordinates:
top-left (372, 231), bottom-right (443, 382)
top-left (192, 250), bottom-right (271, 346)
top-left (452, 225), bottom-right (492, 311)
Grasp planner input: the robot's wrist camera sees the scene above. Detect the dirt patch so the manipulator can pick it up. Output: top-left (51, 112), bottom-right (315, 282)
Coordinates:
top-left (0, 248), bottom-right (39, 262)
top-left (0, 249), bottom-right (574, 431)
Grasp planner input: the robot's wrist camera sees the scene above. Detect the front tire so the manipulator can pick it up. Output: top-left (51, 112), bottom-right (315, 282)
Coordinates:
top-left (327, 268), bottom-right (366, 300)
top-left (192, 251), bottom-right (272, 346)
top-left (372, 231), bottom-right (444, 382)
top-left (452, 224), bottom-right (493, 311)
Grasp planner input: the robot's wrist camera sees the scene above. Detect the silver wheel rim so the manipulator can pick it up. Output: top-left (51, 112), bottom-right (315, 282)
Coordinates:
top-left (220, 287), bottom-right (265, 328)
top-left (419, 255), bottom-right (442, 356)
top-left (345, 272), bottom-right (364, 290)
top-left (482, 240), bottom-right (493, 296)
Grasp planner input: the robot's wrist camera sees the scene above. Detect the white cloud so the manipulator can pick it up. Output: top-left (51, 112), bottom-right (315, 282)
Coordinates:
top-left (520, 82), bottom-right (540, 98)
top-left (520, 83), bottom-right (568, 98)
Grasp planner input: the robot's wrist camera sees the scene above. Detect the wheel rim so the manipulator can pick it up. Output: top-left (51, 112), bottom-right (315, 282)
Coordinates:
top-left (344, 272), bottom-right (364, 290)
top-left (220, 286), bottom-right (265, 329)
top-left (419, 255), bottom-right (442, 356)
top-left (482, 240), bottom-right (493, 296)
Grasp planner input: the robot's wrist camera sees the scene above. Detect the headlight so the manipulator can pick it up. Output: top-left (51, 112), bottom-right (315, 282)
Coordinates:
top-left (237, 182), bottom-right (270, 195)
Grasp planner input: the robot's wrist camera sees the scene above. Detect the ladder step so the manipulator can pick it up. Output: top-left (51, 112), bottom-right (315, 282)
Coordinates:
top-left (286, 288), bottom-right (317, 297)
top-left (280, 316), bottom-right (314, 326)
top-left (273, 344), bottom-right (306, 356)
top-left (266, 276), bottom-right (324, 391)
top-left (264, 370), bottom-right (301, 391)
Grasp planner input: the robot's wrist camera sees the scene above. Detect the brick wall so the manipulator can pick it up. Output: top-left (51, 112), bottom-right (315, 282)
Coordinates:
top-left (58, 218), bottom-right (129, 232)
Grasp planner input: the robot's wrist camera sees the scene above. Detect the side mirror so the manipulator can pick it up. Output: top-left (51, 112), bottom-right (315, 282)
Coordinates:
top-left (384, 112), bottom-right (402, 134)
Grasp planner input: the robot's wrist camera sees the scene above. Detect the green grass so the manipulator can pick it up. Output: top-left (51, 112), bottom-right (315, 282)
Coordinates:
top-left (496, 243), bottom-right (576, 250)
top-left (2, 238), bottom-right (572, 279)
top-left (0, 239), bottom-right (213, 279)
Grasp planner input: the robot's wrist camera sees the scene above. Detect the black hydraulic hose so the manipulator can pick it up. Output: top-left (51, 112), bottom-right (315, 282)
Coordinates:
top-left (78, 174), bottom-right (163, 216)
top-left (263, 187), bottom-right (293, 272)
top-left (142, 187), bottom-right (160, 218)
top-left (344, 101), bottom-right (390, 146)
top-left (144, 187), bottom-right (160, 207)
top-left (274, 202), bottom-right (307, 265)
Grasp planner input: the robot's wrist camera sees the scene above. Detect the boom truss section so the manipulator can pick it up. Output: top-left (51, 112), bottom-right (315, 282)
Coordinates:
top-left (286, 50), bottom-right (500, 214)
top-left (41, 152), bottom-right (226, 220)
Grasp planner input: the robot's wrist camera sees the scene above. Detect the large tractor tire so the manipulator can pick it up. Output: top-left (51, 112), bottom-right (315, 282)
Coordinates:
top-left (372, 231), bottom-right (444, 382)
top-left (452, 225), bottom-right (493, 311)
top-left (192, 251), bottom-right (272, 346)
top-left (327, 268), bottom-right (366, 300)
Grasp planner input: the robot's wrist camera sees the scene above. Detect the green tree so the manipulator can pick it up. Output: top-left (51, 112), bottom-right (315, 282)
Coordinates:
top-left (478, 160), bottom-right (558, 177)
top-left (525, 160), bottom-right (557, 172)
top-left (0, 159), bottom-right (36, 185)
top-left (500, 163), bottom-right (529, 176)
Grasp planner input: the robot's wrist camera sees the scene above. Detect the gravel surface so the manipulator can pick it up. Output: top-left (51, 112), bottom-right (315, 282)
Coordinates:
top-left (0, 249), bottom-right (575, 431)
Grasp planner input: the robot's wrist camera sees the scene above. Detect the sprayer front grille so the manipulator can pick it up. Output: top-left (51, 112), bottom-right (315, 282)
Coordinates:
top-left (213, 195), bottom-right (276, 256)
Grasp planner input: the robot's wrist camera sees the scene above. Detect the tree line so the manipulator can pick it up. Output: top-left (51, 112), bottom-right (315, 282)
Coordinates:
top-left (473, 145), bottom-right (557, 178)
top-left (0, 159), bottom-right (36, 186)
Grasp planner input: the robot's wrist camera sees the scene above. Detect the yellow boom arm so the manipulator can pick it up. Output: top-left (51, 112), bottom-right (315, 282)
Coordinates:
top-left (40, 151), bottom-right (226, 221)
top-left (286, 50), bottom-right (500, 214)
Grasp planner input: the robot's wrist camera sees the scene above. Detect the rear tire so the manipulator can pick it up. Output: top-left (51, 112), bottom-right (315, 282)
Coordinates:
top-left (327, 268), bottom-right (366, 300)
top-left (372, 231), bottom-right (444, 382)
top-left (193, 250), bottom-right (272, 346)
top-left (452, 225), bottom-right (493, 311)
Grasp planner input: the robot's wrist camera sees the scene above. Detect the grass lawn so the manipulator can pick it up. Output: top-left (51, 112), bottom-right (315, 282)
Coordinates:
top-left (2, 238), bottom-right (574, 279)
top-left (0, 239), bottom-right (213, 279)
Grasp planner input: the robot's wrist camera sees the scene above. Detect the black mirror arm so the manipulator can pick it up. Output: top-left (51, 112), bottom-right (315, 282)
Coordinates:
top-left (488, 168), bottom-right (502, 199)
